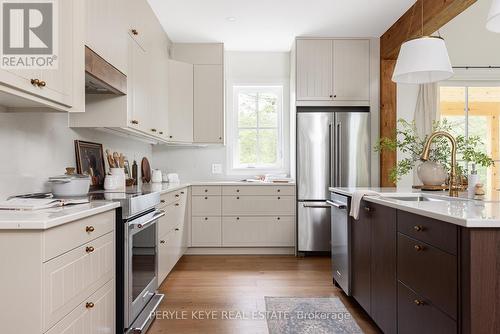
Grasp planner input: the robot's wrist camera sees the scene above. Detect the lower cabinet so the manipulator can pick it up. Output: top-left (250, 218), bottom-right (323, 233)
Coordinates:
top-left (45, 279), bottom-right (115, 334)
top-left (192, 216), bottom-right (222, 247)
top-left (222, 216), bottom-right (294, 247)
top-left (157, 188), bottom-right (188, 286)
top-left (351, 201), bottom-right (397, 334)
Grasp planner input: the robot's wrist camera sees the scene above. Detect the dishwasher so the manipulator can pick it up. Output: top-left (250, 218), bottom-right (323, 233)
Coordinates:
top-left (327, 193), bottom-right (350, 295)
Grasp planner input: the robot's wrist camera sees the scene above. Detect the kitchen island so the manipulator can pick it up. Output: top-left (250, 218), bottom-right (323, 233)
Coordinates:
top-left (330, 187), bottom-right (500, 334)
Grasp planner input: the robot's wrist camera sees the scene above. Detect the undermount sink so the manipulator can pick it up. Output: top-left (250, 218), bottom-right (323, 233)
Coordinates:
top-left (385, 195), bottom-right (444, 202)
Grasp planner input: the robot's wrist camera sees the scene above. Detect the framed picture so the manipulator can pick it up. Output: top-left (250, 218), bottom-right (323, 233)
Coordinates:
top-left (75, 140), bottom-right (106, 189)
top-left (124, 160), bottom-right (131, 179)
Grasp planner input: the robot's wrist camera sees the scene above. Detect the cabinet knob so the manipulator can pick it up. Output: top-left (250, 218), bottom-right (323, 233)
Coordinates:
top-left (86, 246), bottom-right (95, 253)
top-left (175, 228), bottom-right (180, 231)
top-left (175, 194), bottom-right (180, 198)
top-left (169, 135), bottom-right (173, 139)
top-left (236, 196), bottom-right (240, 199)
top-left (159, 131), bottom-right (163, 135)
top-left (219, 137), bottom-right (222, 140)
top-left (31, 78), bottom-right (40, 86)
top-left (236, 217), bottom-right (240, 220)
top-left (151, 128), bottom-right (157, 132)
top-left (277, 217), bottom-right (281, 220)
top-left (414, 245), bottom-right (425, 252)
top-left (86, 302), bottom-right (95, 309)
top-left (204, 217), bottom-right (208, 221)
top-left (334, 94), bottom-right (337, 98)
top-left (329, 94), bottom-right (333, 98)
top-left (160, 240), bottom-right (165, 244)
top-left (236, 189), bottom-right (240, 192)
top-left (413, 225), bottom-right (423, 232)
top-left (131, 120), bottom-right (139, 125)
top-left (277, 189), bottom-right (281, 193)
top-left (85, 226), bottom-right (95, 233)
top-left (277, 196), bottom-right (281, 200)
top-left (181, 191), bottom-right (185, 194)
top-left (204, 189), bottom-right (208, 192)
top-left (131, 29), bottom-right (139, 35)
top-left (175, 203), bottom-right (179, 207)
top-left (363, 206), bottom-right (372, 212)
top-left (204, 196), bottom-right (208, 200)
top-left (160, 199), bottom-right (166, 203)
top-left (414, 299), bottom-right (425, 306)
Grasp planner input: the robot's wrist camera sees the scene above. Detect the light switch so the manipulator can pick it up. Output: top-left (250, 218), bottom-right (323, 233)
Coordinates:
top-left (212, 164), bottom-right (222, 174)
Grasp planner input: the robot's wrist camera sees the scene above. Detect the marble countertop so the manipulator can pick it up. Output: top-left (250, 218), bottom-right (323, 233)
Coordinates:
top-left (329, 187), bottom-right (500, 228)
top-left (0, 201), bottom-right (120, 230)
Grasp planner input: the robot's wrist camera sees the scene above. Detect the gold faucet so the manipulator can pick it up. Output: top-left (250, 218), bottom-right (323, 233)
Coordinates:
top-left (420, 131), bottom-right (459, 197)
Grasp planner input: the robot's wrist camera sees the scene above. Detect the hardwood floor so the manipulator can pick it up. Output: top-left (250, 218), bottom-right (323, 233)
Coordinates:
top-left (148, 255), bottom-right (380, 334)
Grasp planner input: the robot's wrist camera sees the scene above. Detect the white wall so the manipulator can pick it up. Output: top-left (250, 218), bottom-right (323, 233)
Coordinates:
top-left (0, 112), bottom-right (152, 199)
top-left (153, 51), bottom-right (291, 181)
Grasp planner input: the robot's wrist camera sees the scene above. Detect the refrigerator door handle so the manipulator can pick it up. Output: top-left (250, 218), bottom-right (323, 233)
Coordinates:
top-left (328, 123), bottom-right (333, 188)
top-left (336, 121), bottom-right (342, 186)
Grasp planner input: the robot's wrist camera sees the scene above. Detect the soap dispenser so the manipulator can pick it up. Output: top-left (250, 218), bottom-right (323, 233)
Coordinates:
top-left (468, 164), bottom-right (479, 198)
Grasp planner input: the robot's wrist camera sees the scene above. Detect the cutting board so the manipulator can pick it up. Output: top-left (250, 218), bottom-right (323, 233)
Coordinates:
top-left (141, 157), bottom-right (151, 183)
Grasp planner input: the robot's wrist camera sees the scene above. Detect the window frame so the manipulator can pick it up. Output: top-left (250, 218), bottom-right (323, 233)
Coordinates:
top-left (228, 85), bottom-right (285, 173)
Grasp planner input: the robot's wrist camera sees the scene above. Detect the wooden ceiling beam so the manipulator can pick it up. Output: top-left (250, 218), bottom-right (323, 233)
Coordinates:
top-left (381, 0), bottom-right (477, 60)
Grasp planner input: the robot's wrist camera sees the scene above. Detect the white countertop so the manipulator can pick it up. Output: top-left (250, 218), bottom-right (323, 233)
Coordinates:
top-left (330, 187), bottom-right (500, 228)
top-left (0, 201), bottom-right (120, 230)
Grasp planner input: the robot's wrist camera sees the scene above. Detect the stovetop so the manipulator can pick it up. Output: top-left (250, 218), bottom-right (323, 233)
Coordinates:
top-left (89, 189), bottom-right (160, 219)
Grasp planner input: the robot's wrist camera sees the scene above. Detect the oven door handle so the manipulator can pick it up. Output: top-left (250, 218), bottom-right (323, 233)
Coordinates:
top-left (130, 210), bottom-right (166, 230)
top-left (326, 200), bottom-right (347, 210)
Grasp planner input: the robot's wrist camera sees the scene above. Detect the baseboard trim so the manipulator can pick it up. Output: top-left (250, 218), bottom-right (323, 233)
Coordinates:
top-left (185, 247), bottom-right (295, 255)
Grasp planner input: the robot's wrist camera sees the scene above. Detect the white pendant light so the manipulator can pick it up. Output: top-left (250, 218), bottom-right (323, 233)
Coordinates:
top-left (487, 0), bottom-right (500, 33)
top-left (392, 0), bottom-right (454, 84)
top-left (392, 36), bottom-right (454, 84)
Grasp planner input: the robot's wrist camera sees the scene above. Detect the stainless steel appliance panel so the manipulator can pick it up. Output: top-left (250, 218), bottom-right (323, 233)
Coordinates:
top-left (297, 112), bottom-right (333, 200)
top-left (334, 112), bottom-right (371, 187)
top-left (298, 201), bottom-right (332, 251)
top-left (328, 193), bottom-right (350, 295)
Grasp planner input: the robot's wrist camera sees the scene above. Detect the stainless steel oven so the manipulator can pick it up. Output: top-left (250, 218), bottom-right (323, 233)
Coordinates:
top-left (124, 208), bottom-right (165, 333)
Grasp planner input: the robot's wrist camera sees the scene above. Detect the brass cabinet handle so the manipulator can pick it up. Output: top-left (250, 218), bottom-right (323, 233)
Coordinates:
top-left (86, 302), bottom-right (94, 309)
top-left (160, 199), bottom-right (166, 203)
top-left (151, 128), bottom-right (157, 132)
top-left (413, 225), bottom-right (423, 232)
top-left (131, 120), bottom-right (139, 125)
top-left (31, 78), bottom-right (40, 86)
top-left (414, 299), bottom-right (425, 306)
top-left (131, 29), bottom-right (138, 35)
top-left (160, 240), bottom-right (165, 244)
top-left (86, 246), bottom-right (95, 253)
top-left (38, 80), bottom-right (46, 87)
top-left (85, 226), bottom-right (95, 232)
top-left (414, 245), bottom-right (425, 252)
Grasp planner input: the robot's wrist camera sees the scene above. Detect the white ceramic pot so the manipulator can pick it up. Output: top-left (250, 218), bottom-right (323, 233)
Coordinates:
top-left (152, 169), bottom-right (163, 183)
top-left (48, 174), bottom-right (91, 197)
top-left (109, 168), bottom-right (126, 190)
top-left (417, 161), bottom-right (448, 186)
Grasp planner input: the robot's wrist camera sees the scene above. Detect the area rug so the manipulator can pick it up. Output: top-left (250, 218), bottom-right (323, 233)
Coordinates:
top-left (264, 297), bottom-right (363, 334)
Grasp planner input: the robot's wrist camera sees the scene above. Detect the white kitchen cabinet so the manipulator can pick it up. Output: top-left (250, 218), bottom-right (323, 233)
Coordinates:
top-left (167, 60), bottom-right (194, 143)
top-left (295, 38), bottom-right (371, 105)
top-left (333, 40), bottom-right (370, 101)
top-left (191, 195), bottom-right (222, 217)
top-left (0, 210), bottom-right (116, 334)
top-left (191, 216), bottom-right (222, 247)
top-left (222, 216), bottom-right (295, 247)
top-left (296, 39), bottom-right (333, 101)
top-left (222, 195), bottom-right (295, 216)
top-left (128, 35), bottom-right (151, 133)
top-left (45, 279), bottom-right (115, 334)
top-left (194, 65), bottom-right (224, 143)
top-left (0, 0), bottom-right (85, 112)
top-left (158, 230), bottom-right (177, 286)
top-left (85, 0), bottom-right (128, 74)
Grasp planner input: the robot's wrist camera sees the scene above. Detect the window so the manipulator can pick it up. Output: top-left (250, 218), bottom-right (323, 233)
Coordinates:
top-left (439, 84), bottom-right (500, 187)
top-left (230, 86), bottom-right (283, 170)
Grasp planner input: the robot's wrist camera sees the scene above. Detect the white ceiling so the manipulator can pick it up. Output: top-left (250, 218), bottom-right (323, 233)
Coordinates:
top-left (147, 0), bottom-right (416, 51)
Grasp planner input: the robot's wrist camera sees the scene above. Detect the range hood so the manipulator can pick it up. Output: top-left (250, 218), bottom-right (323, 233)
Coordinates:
top-left (85, 46), bottom-right (127, 95)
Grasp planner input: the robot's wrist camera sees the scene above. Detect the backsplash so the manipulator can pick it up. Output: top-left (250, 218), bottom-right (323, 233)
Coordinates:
top-left (0, 112), bottom-right (152, 199)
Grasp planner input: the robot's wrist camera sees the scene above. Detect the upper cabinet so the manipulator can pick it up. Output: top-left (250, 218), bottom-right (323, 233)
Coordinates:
top-left (296, 38), bottom-right (371, 106)
top-left (171, 43), bottom-right (225, 145)
top-left (167, 60), bottom-right (194, 143)
top-left (0, 0), bottom-right (85, 112)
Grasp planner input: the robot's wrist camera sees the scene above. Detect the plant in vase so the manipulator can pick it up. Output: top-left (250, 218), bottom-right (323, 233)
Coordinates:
top-left (375, 118), bottom-right (494, 185)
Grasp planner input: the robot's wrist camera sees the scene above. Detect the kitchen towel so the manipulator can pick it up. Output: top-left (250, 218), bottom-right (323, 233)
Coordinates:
top-left (350, 190), bottom-right (380, 220)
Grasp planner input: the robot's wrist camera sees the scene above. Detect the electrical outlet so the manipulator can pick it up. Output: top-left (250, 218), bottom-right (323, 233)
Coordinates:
top-left (212, 164), bottom-right (222, 174)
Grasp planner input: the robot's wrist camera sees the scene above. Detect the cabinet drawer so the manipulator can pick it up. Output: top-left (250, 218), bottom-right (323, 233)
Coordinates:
top-left (397, 233), bottom-right (457, 319)
top-left (43, 232), bottom-right (115, 331)
top-left (398, 211), bottom-right (457, 255)
top-left (222, 185), bottom-right (295, 196)
top-left (222, 216), bottom-right (294, 247)
top-left (192, 195), bottom-right (221, 216)
top-left (46, 278), bottom-right (115, 334)
top-left (191, 216), bottom-right (221, 247)
top-left (192, 186), bottom-right (222, 196)
top-left (158, 230), bottom-right (177, 286)
top-left (398, 282), bottom-right (456, 334)
top-left (222, 196), bottom-right (294, 216)
top-left (159, 188), bottom-right (187, 208)
top-left (159, 200), bottom-right (186, 237)
top-left (43, 210), bottom-right (115, 262)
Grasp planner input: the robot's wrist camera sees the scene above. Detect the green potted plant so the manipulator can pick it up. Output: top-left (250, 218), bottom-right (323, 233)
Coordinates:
top-left (375, 119), bottom-right (494, 184)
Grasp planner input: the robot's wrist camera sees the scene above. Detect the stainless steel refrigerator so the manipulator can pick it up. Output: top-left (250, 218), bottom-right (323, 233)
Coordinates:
top-left (297, 107), bottom-right (371, 252)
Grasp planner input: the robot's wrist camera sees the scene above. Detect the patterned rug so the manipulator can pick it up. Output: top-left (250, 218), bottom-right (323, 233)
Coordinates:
top-left (265, 297), bottom-right (363, 334)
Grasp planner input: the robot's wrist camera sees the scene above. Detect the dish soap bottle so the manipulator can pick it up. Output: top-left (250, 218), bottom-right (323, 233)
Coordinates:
top-left (468, 164), bottom-right (479, 199)
top-left (132, 160), bottom-right (138, 185)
